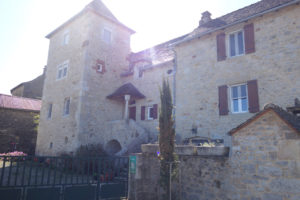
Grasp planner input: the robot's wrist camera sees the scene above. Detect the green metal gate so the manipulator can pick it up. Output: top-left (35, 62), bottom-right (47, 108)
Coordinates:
top-left (0, 156), bottom-right (129, 200)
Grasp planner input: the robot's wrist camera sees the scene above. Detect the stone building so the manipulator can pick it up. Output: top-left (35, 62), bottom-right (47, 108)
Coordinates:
top-left (129, 104), bottom-right (300, 200)
top-left (11, 67), bottom-right (46, 99)
top-left (0, 94), bottom-right (41, 154)
top-left (36, 0), bottom-right (300, 155)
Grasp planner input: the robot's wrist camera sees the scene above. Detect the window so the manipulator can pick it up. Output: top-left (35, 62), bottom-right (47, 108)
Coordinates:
top-left (230, 84), bottom-right (248, 113)
top-left (63, 97), bottom-right (70, 116)
top-left (63, 32), bottom-right (69, 45)
top-left (147, 106), bottom-right (154, 120)
top-left (102, 28), bottom-right (111, 44)
top-left (229, 31), bottom-right (244, 57)
top-left (47, 103), bottom-right (53, 119)
top-left (57, 61), bottom-right (69, 80)
top-left (97, 63), bottom-right (103, 72)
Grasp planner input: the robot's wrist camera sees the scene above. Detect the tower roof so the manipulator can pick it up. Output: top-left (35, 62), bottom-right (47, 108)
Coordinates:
top-left (46, 0), bottom-right (134, 38)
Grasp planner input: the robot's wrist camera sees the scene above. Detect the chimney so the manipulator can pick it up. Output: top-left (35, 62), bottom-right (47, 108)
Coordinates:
top-left (199, 11), bottom-right (212, 26)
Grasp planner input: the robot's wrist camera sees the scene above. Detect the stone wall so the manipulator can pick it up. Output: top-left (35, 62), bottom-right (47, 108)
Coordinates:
top-left (174, 4), bottom-right (300, 144)
top-left (129, 111), bottom-right (300, 200)
top-left (0, 108), bottom-right (38, 155)
top-left (129, 144), bottom-right (230, 200)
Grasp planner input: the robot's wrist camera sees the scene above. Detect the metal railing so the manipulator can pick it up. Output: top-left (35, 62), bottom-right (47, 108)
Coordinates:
top-left (0, 155), bottom-right (129, 187)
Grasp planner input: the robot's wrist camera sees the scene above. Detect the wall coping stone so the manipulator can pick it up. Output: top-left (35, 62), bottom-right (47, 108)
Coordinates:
top-left (141, 144), bottom-right (229, 157)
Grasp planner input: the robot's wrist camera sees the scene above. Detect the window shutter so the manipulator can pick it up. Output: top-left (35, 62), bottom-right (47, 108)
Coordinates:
top-left (141, 106), bottom-right (145, 120)
top-left (216, 33), bottom-right (226, 61)
top-left (218, 85), bottom-right (229, 115)
top-left (247, 80), bottom-right (259, 113)
top-left (244, 23), bottom-right (255, 54)
top-left (153, 104), bottom-right (158, 119)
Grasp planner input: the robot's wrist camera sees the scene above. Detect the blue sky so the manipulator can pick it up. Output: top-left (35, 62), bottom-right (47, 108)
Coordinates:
top-left (0, 0), bottom-right (259, 95)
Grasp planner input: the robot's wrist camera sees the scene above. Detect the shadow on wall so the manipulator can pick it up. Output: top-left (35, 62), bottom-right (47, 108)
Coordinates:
top-left (105, 140), bottom-right (122, 155)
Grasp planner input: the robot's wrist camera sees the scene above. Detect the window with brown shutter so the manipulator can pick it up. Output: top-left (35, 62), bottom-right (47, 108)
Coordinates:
top-left (141, 106), bottom-right (145, 120)
top-left (216, 33), bottom-right (226, 61)
top-left (218, 85), bottom-right (229, 115)
top-left (244, 23), bottom-right (255, 54)
top-left (247, 80), bottom-right (259, 113)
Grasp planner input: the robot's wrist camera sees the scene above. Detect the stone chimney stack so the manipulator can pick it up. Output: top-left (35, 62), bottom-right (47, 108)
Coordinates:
top-left (199, 11), bottom-right (212, 26)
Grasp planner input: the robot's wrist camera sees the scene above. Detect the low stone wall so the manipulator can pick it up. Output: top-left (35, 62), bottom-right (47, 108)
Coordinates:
top-left (129, 129), bottom-right (300, 200)
top-left (129, 144), bottom-right (230, 200)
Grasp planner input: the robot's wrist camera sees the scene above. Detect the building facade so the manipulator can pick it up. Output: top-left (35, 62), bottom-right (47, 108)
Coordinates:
top-left (36, 0), bottom-right (300, 155)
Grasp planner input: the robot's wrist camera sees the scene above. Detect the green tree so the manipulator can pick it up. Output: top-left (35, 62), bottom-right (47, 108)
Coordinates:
top-left (158, 79), bottom-right (178, 199)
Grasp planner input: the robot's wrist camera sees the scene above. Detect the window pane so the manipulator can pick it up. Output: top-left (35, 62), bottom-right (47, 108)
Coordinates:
top-left (238, 31), bottom-right (244, 54)
top-left (240, 85), bottom-right (247, 97)
top-left (48, 104), bottom-right (52, 118)
top-left (232, 86), bottom-right (238, 98)
top-left (233, 99), bottom-right (239, 112)
top-left (241, 98), bottom-right (248, 111)
top-left (63, 67), bottom-right (67, 77)
top-left (230, 34), bottom-right (236, 56)
top-left (103, 29), bottom-right (111, 43)
top-left (58, 69), bottom-right (62, 79)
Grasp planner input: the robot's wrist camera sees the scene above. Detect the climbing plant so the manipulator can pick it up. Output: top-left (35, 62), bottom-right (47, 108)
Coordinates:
top-left (158, 79), bottom-right (178, 199)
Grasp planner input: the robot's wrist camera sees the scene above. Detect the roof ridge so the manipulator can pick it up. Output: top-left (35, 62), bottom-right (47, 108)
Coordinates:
top-left (0, 94), bottom-right (42, 102)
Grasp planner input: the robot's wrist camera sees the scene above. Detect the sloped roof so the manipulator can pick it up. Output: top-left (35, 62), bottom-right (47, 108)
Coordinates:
top-left (46, 0), bottom-right (134, 38)
top-left (228, 104), bottom-right (300, 135)
top-left (179, 0), bottom-right (298, 43)
top-left (0, 94), bottom-right (41, 112)
top-left (107, 83), bottom-right (145, 100)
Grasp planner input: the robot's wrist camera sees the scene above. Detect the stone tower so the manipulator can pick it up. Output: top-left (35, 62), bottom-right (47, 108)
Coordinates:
top-left (36, 0), bottom-right (134, 155)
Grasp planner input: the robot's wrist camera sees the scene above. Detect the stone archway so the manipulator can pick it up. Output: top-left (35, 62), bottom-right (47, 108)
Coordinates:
top-left (105, 140), bottom-right (122, 155)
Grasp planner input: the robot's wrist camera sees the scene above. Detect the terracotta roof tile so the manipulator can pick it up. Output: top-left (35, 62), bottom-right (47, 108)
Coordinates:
top-left (187, 0), bottom-right (296, 38)
top-left (0, 94), bottom-right (41, 112)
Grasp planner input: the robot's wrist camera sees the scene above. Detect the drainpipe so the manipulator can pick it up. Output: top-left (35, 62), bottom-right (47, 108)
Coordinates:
top-left (171, 49), bottom-right (177, 128)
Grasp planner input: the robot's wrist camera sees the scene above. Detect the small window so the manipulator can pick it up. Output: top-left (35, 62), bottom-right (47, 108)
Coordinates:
top-left (147, 106), bottom-right (154, 120)
top-left (229, 31), bottom-right (244, 57)
top-left (103, 28), bottom-right (111, 44)
top-left (138, 69), bottom-right (143, 78)
top-left (57, 61), bottom-right (69, 80)
top-left (63, 32), bottom-right (69, 45)
top-left (47, 103), bottom-right (53, 119)
top-left (231, 84), bottom-right (248, 113)
top-left (49, 142), bottom-right (53, 149)
top-left (63, 97), bottom-right (70, 116)
top-left (97, 63), bottom-right (103, 72)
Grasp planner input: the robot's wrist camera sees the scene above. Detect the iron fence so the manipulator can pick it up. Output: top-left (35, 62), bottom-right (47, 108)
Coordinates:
top-left (0, 155), bottom-right (129, 200)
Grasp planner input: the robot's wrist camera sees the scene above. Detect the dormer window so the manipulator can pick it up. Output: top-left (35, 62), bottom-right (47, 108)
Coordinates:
top-left (103, 28), bottom-right (111, 44)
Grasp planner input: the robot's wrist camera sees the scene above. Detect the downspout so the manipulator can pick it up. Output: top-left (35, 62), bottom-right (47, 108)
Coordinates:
top-left (171, 49), bottom-right (177, 129)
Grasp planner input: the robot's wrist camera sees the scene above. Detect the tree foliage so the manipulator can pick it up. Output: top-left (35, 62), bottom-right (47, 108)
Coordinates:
top-left (158, 79), bottom-right (178, 198)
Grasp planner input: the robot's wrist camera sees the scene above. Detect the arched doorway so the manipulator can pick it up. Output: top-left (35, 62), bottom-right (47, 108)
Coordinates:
top-left (105, 140), bottom-right (122, 155)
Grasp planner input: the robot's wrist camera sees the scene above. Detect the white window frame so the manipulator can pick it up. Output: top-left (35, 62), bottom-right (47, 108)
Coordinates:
top-left (97, 63), bottom-right (103, 72)
top-left (62, 31), bottom-right (69, 45)
top-left (228, 30), bottom-right (245, 58)
top-left (147, 106), bottom-right (154, 120)
top-left (230, 83), bottom-right (248, 114)
top-left (102, 28), bottom-right (112, 44)
top-left (57, 60), bottom-right (69, 80)
top-left (63, 97), bottom-right (70, 116)
top-left (47, 103), bottom-right (53, 119)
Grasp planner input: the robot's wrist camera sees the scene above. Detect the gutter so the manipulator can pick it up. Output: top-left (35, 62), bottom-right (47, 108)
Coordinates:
top-left (171, 0), bottom-right (300, 46)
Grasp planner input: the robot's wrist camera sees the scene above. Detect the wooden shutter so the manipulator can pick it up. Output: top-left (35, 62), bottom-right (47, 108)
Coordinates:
top-left (218, 85), bottom-right (229, 115)
top-left (244, 23), bottom-right (255, 54)
top-left (216, 33), bottom-right (226, 61)
top-left (153, 104), bottom-right (158, 119)
top-left (247, 80), bottom-right (259, 113)
top-left (141, 106), bottom-right (145, 120)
